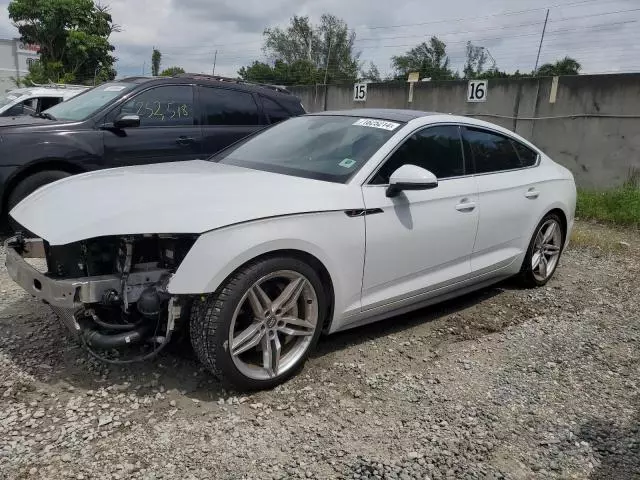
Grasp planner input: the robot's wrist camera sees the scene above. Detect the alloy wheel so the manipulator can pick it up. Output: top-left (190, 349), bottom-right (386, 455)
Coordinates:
top-left (531, 219), bottom-right (562, 282)
top-left (228, 270), bottom-right (319, 380)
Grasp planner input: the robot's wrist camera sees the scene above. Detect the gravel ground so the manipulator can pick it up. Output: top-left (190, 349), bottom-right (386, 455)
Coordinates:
top-left (0, 222), bottom-right (638, 480)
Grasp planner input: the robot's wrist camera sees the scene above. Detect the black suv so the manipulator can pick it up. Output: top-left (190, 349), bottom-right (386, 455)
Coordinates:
top-left (0, 74), bottom-right (305, 228)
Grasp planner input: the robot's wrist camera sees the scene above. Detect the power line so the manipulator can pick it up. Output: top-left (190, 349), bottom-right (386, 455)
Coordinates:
top-left (164, 18), bottom-right (637, 60)
top-left (359, 0), bottom-right (631, 31)
top-left (155, 0), bottom-right (634, 51)
top-left (353, 6), bottom-right (640, 44)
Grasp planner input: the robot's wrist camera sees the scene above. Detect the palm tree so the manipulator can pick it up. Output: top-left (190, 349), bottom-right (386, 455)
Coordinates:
top-left (536, 57), bottom-right (581, 77)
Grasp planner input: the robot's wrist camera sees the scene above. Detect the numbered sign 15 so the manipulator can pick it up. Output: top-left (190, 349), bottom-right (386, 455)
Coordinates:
top-left (467, 80), bottom-right (488, 102)
top-left (353, 83), bottom-right (367, 102)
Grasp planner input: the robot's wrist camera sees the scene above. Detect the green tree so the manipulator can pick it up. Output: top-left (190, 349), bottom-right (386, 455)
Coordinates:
top-left (463, 42), bottom-right (489, 79)
top-left (151, 48), bottom-right (161, 76)
top-left (391, 36), bottom-right (455, 81)
top-left (239, 14), bottom-right (360, 85)
top-left (160, 66), bottom-right (185, 77)
top-left (360, 62), bottom-right (381, 82)
top-left (8, 0), bottom-right (118, 85)
top-left (239, 59), bottom-right (321, 85)
top-left (536, 57), bottom-right (581, 76)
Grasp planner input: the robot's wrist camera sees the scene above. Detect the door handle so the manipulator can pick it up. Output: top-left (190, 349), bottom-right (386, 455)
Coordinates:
top-left (176, 136), bottom-right (195, 146)
top-left (525, 188), bottom-right (540, 199)
top-left (455, 200), bottom-right (476, 212)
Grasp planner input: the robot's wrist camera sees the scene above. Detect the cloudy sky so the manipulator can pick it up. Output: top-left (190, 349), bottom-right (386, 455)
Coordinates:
top-left (0, 0), bottom-right (639, 79)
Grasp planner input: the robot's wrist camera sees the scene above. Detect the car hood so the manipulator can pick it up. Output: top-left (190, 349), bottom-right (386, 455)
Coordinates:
top-left (10, 160), bottom-right (363, 245)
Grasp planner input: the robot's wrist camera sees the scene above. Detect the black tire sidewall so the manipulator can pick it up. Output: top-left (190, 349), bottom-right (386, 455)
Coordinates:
top-left (193, 256), bottom-right (327, 391)
top-left (521, 212), bottom-right (565, 287)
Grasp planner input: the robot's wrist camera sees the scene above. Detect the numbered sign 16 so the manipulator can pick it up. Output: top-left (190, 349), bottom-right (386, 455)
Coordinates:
top-left (467, 80), bottom-right (488, 102)
top-left (353, 83), bottom-right (367, 102)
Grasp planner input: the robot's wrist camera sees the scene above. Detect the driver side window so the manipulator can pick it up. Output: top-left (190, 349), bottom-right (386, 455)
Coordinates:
top-left (118, 85), bottom-right (194, 127)
top-left (371, 125), bottom-right (466, 184)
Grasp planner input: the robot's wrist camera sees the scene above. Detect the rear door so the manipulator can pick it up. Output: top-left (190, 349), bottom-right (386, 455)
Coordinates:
top-left (103, 84), bottom-right (202, 167)
top-left (197, 86), bottom-right (264, 156)
top-left (463, 126), bottom-right (546, 273)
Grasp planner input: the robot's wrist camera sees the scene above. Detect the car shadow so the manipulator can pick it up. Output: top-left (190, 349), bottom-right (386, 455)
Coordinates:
top-left (0, 277), bottom-right (515, 401)
top-left (313, 283), bottom-right (505, 358)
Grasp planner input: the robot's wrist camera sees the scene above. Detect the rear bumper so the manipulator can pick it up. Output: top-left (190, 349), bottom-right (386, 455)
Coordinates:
top-left (4, 237), bottom-right (167, 310)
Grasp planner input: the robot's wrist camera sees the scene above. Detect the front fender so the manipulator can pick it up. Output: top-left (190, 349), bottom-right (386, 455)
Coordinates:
top-left (168, 211), bottom-right (366, 322)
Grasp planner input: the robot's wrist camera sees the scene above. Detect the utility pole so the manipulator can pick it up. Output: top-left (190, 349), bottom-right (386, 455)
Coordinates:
top-left (212, 50), bottom-right (217, 75)
top-left (142, 60), bottom-right (146, 76)
top-left (323, 33), bottom-right (332, 85)
top-left (534, 9), bottom-right (550, 73)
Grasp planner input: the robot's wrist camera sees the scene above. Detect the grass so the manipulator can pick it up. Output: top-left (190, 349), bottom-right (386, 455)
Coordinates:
top-left (576, 185), bottom-right (640, 227)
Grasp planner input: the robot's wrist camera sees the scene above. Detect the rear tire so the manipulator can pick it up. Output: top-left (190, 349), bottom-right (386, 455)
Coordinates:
top-left (7, 170), bottom-right (71, 233)
top-left (190, 256), bottom-right (326, 390)
top-left (519, 212), bottom-right (565, 288)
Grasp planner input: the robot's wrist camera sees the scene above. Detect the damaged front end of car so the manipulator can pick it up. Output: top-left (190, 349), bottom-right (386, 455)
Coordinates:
top-left (5, 233), bottom-right (198, 363)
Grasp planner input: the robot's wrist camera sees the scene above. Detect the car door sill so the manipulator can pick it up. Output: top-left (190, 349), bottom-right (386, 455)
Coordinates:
top-left (335, 267), bottom-right (512, 333)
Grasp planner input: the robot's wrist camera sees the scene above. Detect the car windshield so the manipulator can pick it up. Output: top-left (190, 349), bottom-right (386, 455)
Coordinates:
top-left (213, 115), bottom-right (402, 183)
top-left (44, 82), bottom-right (137, 121)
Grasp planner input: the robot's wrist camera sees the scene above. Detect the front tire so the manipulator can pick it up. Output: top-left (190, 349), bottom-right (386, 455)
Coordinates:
top-left (519, 213), bottom-right (565, 287)
top-left (190, 256), bottom-right (326, 390)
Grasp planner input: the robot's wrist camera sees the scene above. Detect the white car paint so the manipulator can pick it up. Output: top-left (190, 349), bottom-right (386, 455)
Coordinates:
top-left (10, 113), bottom-right (576, 334)
top-left (10, 160), bottom-right (364, 245)
top-left (0, 86), bottom-right (88, 116)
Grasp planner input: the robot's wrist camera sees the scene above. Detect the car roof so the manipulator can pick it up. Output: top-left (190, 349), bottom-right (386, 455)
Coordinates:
top-left (313, 108), bottom-right (439, 122)
top-left (116, 74), bottom-right (298, 103)
top-left (7, 86), bottom-right (88, 96)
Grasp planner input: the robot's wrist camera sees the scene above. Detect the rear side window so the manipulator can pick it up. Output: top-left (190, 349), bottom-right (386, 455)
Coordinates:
top-left (261, 96), bottom-right (290, 124)
top-left (39, 97), bottom-right (62, 111)
top-left (199, 87), bottom-right (260, 126)
top-left (464, 127), bottom-right (522, 173)
top-left (512, 141), bottom-right (538, 167)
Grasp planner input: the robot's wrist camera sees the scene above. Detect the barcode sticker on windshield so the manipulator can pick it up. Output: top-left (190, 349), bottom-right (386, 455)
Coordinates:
top-left (104, 86), bottom-right (126, 92)
top-left (353, 118), bottom-right (400, 131)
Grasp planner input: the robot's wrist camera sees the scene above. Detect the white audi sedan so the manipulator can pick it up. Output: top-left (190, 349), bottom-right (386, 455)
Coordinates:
top-left (6, 109), bottom-right (576, 389)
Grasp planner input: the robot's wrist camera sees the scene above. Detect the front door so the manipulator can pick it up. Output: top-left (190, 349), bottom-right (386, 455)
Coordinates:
top-left (361, 125), bottom-right (479, 312)
top-left (197, 86), bottom-right (265, 156)
top-left (103, 84), bottom-right (202, 167)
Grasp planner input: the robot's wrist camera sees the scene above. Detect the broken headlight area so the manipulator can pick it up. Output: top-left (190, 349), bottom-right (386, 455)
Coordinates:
top-left (42, 234), bottom-right (198, 363)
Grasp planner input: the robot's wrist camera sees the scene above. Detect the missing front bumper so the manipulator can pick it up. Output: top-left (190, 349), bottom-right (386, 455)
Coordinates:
top-left (4, 237), bottom-right (168, 310)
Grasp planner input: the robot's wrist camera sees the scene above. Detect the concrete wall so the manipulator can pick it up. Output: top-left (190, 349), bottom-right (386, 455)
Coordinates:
top-left (290, 74), bottom-right (640, 188)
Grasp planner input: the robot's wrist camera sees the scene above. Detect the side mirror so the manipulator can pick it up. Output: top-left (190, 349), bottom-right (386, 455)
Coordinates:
top-left (386, 164), bottom-right (438, 198)
top-left (113, 114), bottom-right (140, 129)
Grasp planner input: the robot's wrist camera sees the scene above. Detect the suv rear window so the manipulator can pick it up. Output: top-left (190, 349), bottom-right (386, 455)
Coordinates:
top-left (199, 87), bottom-right (260, 126)
top-left (261, 96), bottom-right (290, 124)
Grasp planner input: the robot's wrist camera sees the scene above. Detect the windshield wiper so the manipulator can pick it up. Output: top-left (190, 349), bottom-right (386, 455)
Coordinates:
top-left (31, 112), bottom-right (57, 120)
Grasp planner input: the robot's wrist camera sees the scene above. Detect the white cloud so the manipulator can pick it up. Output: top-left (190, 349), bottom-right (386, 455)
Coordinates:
top-left (1, 0), bottom-right (639, 78)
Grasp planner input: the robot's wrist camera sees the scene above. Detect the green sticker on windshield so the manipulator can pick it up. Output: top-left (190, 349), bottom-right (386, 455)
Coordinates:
top-left (339, 158), bottom-right (356, 168)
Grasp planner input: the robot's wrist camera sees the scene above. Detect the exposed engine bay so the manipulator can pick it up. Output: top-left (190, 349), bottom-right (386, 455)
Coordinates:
top-left (8, 233), bottom-right (197, 363)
